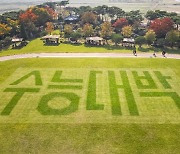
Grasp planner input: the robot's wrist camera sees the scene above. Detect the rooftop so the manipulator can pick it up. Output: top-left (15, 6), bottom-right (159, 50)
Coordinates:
top-left (41, 35), bottom-right (60, 39)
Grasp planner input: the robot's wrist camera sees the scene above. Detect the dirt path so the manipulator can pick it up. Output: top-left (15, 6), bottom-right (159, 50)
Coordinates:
top-left (0, 53), bottom-right (180, 61)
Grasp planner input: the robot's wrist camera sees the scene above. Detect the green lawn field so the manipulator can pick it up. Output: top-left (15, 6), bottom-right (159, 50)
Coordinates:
top-left (0, 58), bottom-right (180, 153)
top-left (0, 38), bottom-right (179, 57)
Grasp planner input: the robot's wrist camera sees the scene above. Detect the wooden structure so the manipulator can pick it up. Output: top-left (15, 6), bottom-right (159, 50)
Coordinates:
top-left (85, 37), bottom-right (105, 46)
top-left (122, 38), bottom-right (135, 47)
top-left (41, 35), bottom-right (60, 45)
top-left (12, 38), bottom-right (28, 48)
top-left (12, 38), bottom-right (23, 47)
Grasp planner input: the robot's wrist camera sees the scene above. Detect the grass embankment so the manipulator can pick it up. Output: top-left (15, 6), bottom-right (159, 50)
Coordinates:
top-left (0, 58), bottom-right (180, 153)
top-left (0, 38), bottom-right (179, 57)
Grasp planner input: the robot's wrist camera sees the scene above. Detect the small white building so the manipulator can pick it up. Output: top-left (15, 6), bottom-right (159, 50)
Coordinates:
top-left (85, 37), bottom-right (105, 45)
top-left (122, 38), bottom-right (135, 47)
top-left (41, 35), bottom-right (60, 44)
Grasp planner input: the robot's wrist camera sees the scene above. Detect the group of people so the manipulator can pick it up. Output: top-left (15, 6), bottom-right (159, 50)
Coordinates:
top-left (133, 48), bottom-right (166, 57)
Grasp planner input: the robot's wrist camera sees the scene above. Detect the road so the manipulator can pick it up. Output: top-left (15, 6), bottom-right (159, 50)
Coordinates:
top-left (0, 53), bottom-right (180, 62)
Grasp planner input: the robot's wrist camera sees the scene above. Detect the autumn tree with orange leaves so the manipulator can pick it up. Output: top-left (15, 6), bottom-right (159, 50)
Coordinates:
top-left (19, 9), bottom-right (38, 39)
top-left (0, 23), bottom-right (11, 36)
top-left (46, 22), bottom-right (54, 34)
top-left (100, 21), bottom-right (113, 43)
top-left (19, 6), bottom-right (56, 39)
top-left (44, 7), bottom-right (57, 20)
top-left (19, 9), bottom-right (38, 23)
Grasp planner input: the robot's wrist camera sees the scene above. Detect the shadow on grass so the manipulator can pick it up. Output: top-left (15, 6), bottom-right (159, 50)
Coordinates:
top-left (0, 45), bottom-right (10, 52)
top-left (165, 47), bottom-right (180, 54)
top-left (12, 43), bottom-right (28, 50)
top-left (44, 43), bottom-right (60, 46)
top-left (1, 43), bottom-right (26, 52)
top-left (138, 46), bottom-right (180, 54)
top-left (63, 41), bottom-right (83, 46)
top-left (137, 46), bottom-right (159, 52)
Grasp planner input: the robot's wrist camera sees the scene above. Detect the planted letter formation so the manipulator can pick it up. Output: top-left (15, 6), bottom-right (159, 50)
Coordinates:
top-left (0, 68), bottom-right (179, 123)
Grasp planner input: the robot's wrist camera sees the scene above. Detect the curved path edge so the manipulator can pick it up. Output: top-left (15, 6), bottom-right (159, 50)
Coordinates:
top-left (0, 53), bottom-right (180, 61)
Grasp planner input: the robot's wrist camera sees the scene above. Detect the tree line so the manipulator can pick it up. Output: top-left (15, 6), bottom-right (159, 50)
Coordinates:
top-left (0, 2), bottom-right (179, 50)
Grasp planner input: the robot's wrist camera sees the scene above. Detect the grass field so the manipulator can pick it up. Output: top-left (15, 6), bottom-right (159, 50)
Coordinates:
top-left (0, 58), bottom-right (180, 153)
top-left (0, 38), bottom-right (179, 57)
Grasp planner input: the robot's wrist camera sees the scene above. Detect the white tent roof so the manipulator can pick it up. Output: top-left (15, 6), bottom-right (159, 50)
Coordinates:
top-left (41, 35), bottom-right (60, 39)
top-left (123, 38), bottom-right (135, 43)
top-left (12, 38), bottom-right (23, 42)
top-left (86, 37), bottom-right (104, 41)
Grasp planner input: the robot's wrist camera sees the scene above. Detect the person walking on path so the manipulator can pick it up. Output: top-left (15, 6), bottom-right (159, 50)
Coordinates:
top-left (162, 49), bottom-right (166, 57)
top-left (133, 48), bottom-right (137, 56)
top-left (153, 51), bottom-right (157, 57)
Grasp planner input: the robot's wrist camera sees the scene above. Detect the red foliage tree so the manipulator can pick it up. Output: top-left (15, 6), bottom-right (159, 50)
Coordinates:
top-left (44, 7), bottom-right (57, 19)
top-left (19, 9), bottom-right (38, 23)
top-left (150, 17), bottom-right (174, 38)
top-left (113, 18), bottom-right (128, 30)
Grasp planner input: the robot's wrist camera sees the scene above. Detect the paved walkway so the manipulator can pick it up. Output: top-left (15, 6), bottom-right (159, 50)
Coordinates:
top-left (0, 53), bottom-right (180, 61)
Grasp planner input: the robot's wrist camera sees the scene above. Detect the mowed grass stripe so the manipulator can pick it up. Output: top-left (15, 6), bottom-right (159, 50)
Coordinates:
top-left (0, 64), bottom-right (179, 123)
